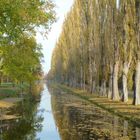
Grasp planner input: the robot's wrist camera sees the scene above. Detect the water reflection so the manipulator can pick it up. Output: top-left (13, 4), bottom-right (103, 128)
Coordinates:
top-left (50, 87), bottom-right (140, 140)
top-left (1, 93), bottom-right (43, 140)
top-left (1, 84), bottom-right (140, 140)
top-left (36, 86), bottom-right (60, 140)
top-left (0, 84), bottom-right (60, 140)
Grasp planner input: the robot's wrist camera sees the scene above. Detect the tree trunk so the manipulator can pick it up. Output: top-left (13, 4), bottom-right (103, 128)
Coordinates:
top-left (80, 66), bottom-right (83, 89)
top-left (0, 75), bottom-right (3, 85)
top-left (89, 77), bottom-right (92, 93)
top-left (89, 61), bottom-right (93, 93)
top-left (103, 81), bottom-right (107, 96)
top-left (90, 61), bottom-right (96, 94)
top-left (122, 62), bottom-right (129, 102)
top-left (112, 61), bottom-right (120, 101)
top-left (108, 65), bottom-right (113, 99)
top-left (0, 76), bottom-right (1, 85)
top-left (100, 80), bottom-right (106, 96)
top-left (83, 70), bottom-right (86, 90)
top-left (133, 60), bottom-right (140, 105)
top-left (91, 80), bottom-right (96, 94)
top-left (108, 74), bottom-right (112, 99)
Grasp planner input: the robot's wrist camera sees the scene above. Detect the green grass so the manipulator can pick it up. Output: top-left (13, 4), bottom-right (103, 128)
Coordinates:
top-left (0, 82), bottom-right (32, 100)
top-left (0, 88), bottom-right (20, 99)
top-left (0, 82), bottom-right (14, 88)
top-left (0, 88), bottom-right (17, 94)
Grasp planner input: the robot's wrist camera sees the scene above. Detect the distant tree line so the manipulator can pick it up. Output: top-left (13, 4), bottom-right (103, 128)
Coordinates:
top-left (48, 0), bottom-right (140, 105)
top-left (0, 0), bottom-right (55, 86)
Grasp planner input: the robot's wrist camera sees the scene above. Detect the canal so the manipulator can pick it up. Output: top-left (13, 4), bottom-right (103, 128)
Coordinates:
top-left (1, 84), bottom-right (140, 139)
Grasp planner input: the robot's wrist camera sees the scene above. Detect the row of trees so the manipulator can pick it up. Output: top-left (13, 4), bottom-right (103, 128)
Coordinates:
top-left (0, 0), bottom-right (55, 86)
top-left (48, 0), bottom-right (140, 105)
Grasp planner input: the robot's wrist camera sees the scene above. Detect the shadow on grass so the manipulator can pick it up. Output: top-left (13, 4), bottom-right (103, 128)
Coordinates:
top-left (51, 84), bottom-right (140, 128)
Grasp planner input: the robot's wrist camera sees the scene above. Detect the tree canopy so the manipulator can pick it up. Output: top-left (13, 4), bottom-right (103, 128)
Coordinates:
top-left (0, 0), bottom-right (55, 84)
top-left (49, 0), bottom-right (140, 105)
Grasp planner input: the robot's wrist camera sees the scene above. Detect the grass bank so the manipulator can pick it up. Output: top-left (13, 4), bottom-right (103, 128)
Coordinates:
top-left (52, 84), bottom-right (140, 127)
top-left (0, 83), bottom-right (21, 100)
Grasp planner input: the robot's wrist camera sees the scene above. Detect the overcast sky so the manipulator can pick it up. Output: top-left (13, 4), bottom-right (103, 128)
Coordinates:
top-left (36, 0), bottom-right (74, 74)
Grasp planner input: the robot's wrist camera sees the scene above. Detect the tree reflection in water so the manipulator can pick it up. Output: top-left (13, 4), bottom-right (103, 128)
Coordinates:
top-left (2, 84), bottom-right (140, 140)
top-left (1, 84), bottom-right (44, 140)
top-left (50, 87), bottom-right (140, 140)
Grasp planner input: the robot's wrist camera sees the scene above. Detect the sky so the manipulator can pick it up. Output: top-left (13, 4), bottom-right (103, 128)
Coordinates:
top-left (36, 0), bottom-right (74, 74)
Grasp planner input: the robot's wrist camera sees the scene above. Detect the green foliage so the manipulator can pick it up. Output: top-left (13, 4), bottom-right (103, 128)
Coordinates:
top-left (0, 0), bottom-right (55, 40)
top-left (2, 35), bottom-right (43, 83)
top-left (49, 0), bottom-right (140, 102)
top-left (0, 0), bottom-right (55, 84)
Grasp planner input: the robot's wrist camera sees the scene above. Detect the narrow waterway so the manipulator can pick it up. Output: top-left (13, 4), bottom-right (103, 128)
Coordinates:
top-left (36, 85), bottom-right (60, 140)
top-left (0, 84), bottom-right (61, 140)
top-left (1, 84), bottom-right (140, 140)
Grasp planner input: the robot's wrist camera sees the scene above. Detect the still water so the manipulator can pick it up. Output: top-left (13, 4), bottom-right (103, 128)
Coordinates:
top-left (0, 84), bottom-right (61, 140)
top-left (1, 84), bottom-right (140, 140)
top-left (36, 86), bottom-right (60, 140)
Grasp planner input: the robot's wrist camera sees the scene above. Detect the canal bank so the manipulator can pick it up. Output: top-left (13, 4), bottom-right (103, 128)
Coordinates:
top-left (52, 84), bottom-right (140, 127)
top-left (1, 83), bottom-right (140, 139)
top-left (50, 84), bottom-right (140, 140)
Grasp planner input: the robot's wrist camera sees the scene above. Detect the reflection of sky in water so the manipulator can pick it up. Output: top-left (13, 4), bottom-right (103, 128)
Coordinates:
top-left (36, 85), bottom-right (60, 140)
